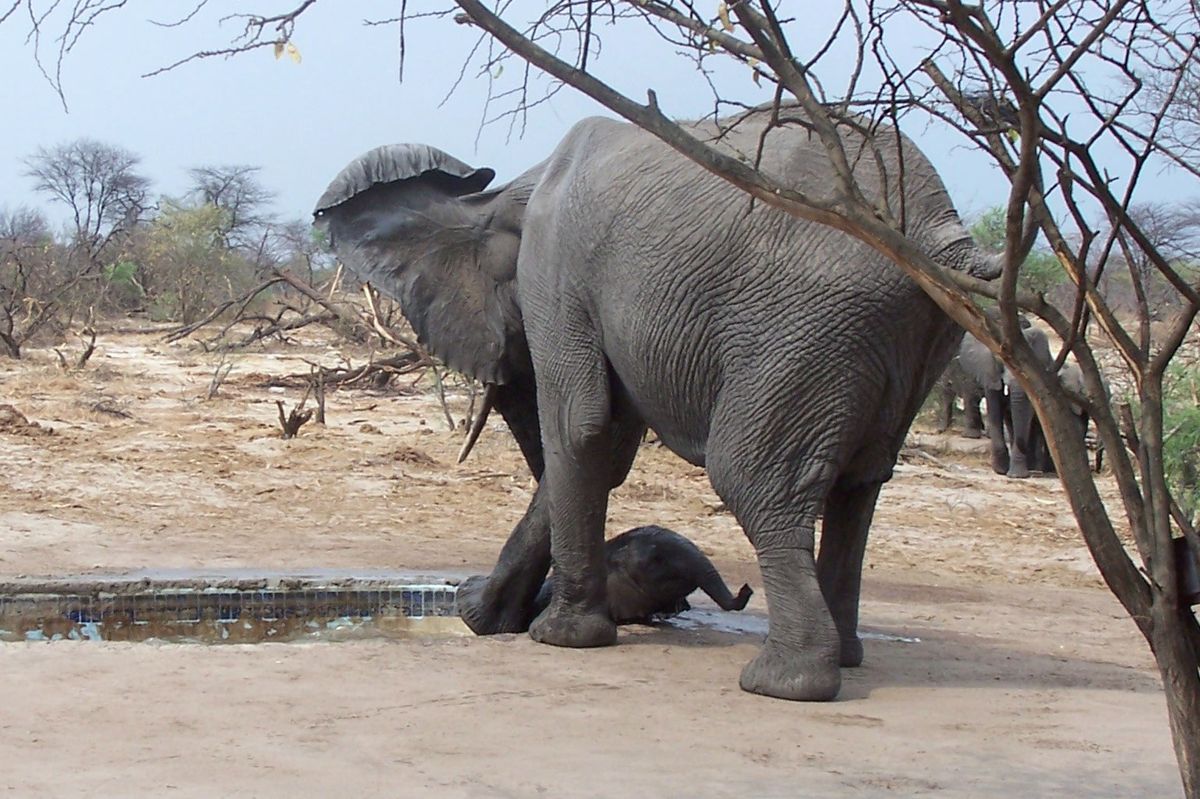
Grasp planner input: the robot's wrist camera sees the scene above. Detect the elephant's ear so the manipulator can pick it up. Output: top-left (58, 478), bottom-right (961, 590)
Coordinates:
top-left (313, 144), bottom-right (495, 213)
top-left (313, 144), bottom-right (535, 385)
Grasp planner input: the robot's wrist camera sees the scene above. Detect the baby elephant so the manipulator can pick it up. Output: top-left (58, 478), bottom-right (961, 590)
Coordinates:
top-left (534, 525), bottom-right (753, 624)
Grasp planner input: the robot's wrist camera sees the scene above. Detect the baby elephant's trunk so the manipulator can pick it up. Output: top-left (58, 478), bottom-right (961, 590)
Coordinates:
top-left (698, 569), bottom-right (753, 611)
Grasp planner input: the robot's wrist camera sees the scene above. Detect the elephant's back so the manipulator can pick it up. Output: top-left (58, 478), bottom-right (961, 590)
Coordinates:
top-left (523, 115), bottom-right (956, 471)
top-left (529, 115), bottom-right (919, 294)
top-left (534, 117), bottom-right (934, 355)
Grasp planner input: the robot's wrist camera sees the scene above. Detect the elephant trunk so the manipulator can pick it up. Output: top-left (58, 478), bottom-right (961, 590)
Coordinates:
top-left (973, 250), bottom-right (1006, 280)
top-left (984, 387), bottom-right (1010, 475)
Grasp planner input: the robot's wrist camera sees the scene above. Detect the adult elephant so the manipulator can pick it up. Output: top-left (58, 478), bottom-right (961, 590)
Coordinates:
top-left (313, 106), bottom-right (1002, 701)
top-left (956, 325), bottom-right (1090, 478)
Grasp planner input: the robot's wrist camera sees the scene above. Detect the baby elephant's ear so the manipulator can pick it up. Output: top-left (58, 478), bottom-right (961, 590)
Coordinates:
top-left (313, 144), bottom-right (531, 386)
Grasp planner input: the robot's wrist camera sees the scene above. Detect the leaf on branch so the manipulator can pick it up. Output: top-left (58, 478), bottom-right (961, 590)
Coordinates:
top-left (274, 41), bottom-right (284, 60)
top-left (717, 2), bottom-right (734, 33)
top-left (286, 42), bottom-right (302, 64)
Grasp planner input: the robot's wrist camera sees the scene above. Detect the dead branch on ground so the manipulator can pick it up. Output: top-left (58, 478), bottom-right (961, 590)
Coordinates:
top-left (275, 391), bottom-right (314, 440)
top-left (266, 351), bottom-right (431, 391)
top-left (164, 277), bottom-right (284, 343)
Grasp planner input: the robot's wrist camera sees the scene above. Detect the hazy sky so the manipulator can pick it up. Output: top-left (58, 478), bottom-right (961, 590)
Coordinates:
top-left (0, 2), bottom-right (1184, 231)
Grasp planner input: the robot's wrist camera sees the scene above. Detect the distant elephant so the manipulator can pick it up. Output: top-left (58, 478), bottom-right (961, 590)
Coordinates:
top-left (533, 525), bottom-right (752, 624)
top-left (935, 314), bottom-right (1035, 441)
top-left (956, 326), bottom-right (1089, 478)
top-left (313, 104), bottom-right (1002, 701)
top-left (934, 354), bottom-right (985, 438)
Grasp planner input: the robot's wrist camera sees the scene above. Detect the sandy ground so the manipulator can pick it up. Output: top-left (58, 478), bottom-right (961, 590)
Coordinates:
top-left (0, 326), bottom-right (1182, 797)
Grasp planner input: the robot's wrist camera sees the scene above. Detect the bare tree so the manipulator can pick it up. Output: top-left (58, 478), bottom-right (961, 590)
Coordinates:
top-left (271, 218), bottom-right (335, 285)
top-left (434, 3), bottom-right (1200, 791)
top-left (186, 164), bottom-right (276, 256)
top-left (24, 138), bottom-right (150, 266)
top-left (1102, 201), bottom-right (1200, 321)
top-left (0, 206), bottom-right (59, 357)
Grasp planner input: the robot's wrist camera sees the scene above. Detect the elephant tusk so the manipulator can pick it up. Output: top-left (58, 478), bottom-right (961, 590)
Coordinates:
top-left (457, 382), bottom-right (497, 464)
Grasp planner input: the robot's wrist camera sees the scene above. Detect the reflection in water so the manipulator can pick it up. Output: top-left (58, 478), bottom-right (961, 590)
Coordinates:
top-left (667, 608), bottom-right (921, 643)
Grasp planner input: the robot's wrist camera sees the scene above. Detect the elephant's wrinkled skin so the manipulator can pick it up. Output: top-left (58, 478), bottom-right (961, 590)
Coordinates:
top-left (956, 327), bottom-right (1089, 478)
top-left (313, 106), bottom-right (1002, 701)
top-left (534, 526), bottom-right (752, 624)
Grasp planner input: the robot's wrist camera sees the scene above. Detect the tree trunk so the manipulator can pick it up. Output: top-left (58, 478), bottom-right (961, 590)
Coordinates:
top-left (0, 331), bottom-right (21, 359)
top-left (1152, 600), bottom-right (1200, 799)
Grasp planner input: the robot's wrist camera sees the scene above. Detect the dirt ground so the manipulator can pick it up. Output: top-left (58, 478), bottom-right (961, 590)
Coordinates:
top-left (0, 325), bottom-right (1182, 797)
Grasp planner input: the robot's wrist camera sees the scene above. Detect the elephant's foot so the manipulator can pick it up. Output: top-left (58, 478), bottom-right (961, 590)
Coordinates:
top-left (457, 574), bottom-right (535, 635)
top-left (961, 427), bottom-right (983, 440)
top-left (1006, 463), bottom-right (1031, 479)
top-left (839, 635), bottom-right (864, 668)
top-left (739, 640), bottom-right (841, 701)
top-left (529, 602), bottom-right (617, 648)
top-left (991, 452), bottom-right (1010, 475)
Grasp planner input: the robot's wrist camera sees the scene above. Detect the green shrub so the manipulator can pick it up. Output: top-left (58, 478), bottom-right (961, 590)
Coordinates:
top-left (971, 206), bottom-right (1065, 297)
top-left (1163, 361), bottom-right (1200, 525)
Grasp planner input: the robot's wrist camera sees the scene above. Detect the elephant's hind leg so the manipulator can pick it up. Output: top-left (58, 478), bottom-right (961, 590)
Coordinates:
top-left (817, 481), bottom-right (883, 667)
top-left (707, 428), bottom-right (842, 701)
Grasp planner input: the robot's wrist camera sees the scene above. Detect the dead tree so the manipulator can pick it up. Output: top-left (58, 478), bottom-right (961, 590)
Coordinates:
top-left (436, 3), bottom-right (1200, 793)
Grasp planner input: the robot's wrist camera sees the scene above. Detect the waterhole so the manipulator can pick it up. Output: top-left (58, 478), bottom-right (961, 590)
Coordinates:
top-left (0, 570), bottom-right (466, 643)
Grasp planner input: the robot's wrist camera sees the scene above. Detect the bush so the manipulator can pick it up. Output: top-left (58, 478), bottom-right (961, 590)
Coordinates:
top-left (970, 206), bottom-right (1065, 297)
top-left (1164, 361), bottom-right (1200, 526)
top-left (129, 201), bottom-right (260, 324)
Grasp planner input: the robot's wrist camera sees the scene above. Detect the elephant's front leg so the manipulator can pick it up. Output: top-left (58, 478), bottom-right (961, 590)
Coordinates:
top-left (935, 381), bottom-right (955, 433)
top-left (984, 388), bottom-right (1010, 475)
top-left (1006, 386), bottom-right (1036, 479)
top-left (527, 352), bottom-right (622, 648)
top-left (457, 381), bottom-right (553, 635)
top-left (458, 392), bottom-right (644, 635)
top-left (457, 486), bottom-right (552, 635)
top-left (962, 389), bottom-right (985, 439)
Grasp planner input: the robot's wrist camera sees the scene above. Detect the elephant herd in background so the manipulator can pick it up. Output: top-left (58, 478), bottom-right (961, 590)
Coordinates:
top-left (936, 321), bottom-right (1093, 479)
